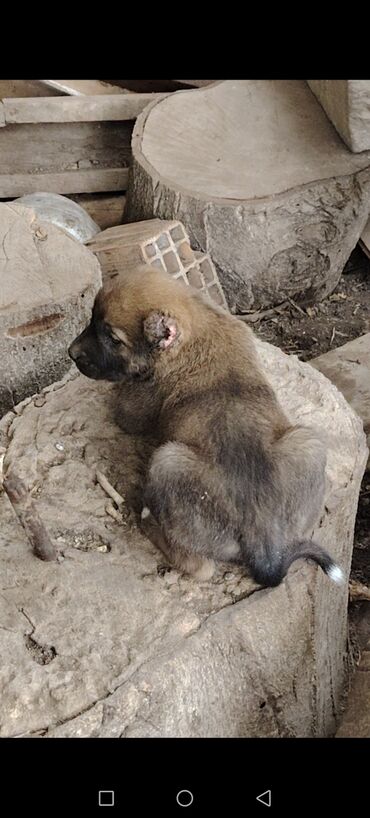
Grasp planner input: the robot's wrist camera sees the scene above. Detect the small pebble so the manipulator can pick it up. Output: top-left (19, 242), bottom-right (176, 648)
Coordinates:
top-left (55, 442), bottom-right (64, 452)
top-left (166, 573), bottom-right (179, 586)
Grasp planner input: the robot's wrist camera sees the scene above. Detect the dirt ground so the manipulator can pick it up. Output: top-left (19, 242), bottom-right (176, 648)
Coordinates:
top-left (242, 243), bottom-right (370, 656)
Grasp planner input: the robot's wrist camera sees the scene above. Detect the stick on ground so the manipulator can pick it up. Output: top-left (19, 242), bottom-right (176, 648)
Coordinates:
top-left (3, 473), bottom-right (57, 561)
top-left (96, 469), bottom-right (125, 507)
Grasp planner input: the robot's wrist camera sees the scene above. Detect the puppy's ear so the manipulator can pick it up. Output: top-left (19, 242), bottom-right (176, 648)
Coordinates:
top-left (143, 312), bottom-right (179, 350)
top-left (127, 354), bottom-right (150, 378)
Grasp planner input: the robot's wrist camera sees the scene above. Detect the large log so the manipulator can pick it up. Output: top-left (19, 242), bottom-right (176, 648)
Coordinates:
top-left (308, 80), bottom-right (370, 153)
top-left (311, 333), bottom-right (370, 469)
top-left (0, 338), bottom-right (367, 737)
top-left (126, 80), bottom-right (370, 312)
top-left (0, 202), bottom-right (101, 416)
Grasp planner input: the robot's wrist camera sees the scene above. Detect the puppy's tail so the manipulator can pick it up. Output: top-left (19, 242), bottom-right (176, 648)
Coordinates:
top-left (248, 540), bottom-right (345, 588)
top-left (283, 540), bottom-right (345, 585)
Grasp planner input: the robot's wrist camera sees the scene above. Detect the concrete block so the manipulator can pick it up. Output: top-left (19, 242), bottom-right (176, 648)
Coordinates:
top-left (86, 218), bottom-right (228, 309)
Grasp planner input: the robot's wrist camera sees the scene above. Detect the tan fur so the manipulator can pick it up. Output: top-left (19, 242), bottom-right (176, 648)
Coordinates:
top-left (69, 265), bottom-right (333, 586)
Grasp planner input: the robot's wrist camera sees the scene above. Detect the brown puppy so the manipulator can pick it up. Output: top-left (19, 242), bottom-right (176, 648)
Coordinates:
top-left (69, 265), bottom-right (343, 586)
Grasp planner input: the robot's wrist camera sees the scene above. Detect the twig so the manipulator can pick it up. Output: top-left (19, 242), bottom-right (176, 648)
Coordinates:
top-left (287, 297), bottom-right (306, 316)
top-left (105, 500), bottom-right (124, 523)
top-left (3, 473), bottom-right (57, 561)
top-left (330, 326), bottom-right (336, 346)
top-left (237, 301), bottom-right (289, 324)
top-left (96, 470), bottom-right (124, 508)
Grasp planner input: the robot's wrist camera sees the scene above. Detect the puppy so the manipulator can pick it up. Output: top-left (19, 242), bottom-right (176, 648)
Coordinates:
top-left (69, 265), bottom-right (343, 586)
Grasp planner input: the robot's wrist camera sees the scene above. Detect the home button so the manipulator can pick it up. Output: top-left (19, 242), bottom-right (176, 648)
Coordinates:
top-left (176, 789), bottom-right (194, 807)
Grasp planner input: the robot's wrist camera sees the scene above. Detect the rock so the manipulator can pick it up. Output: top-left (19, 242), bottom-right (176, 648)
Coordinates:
top-left (0, 337), bottom-right (367, 738)
top-left (0, 202), bottom-right (102, 416)
top-left (311, 333), bottom-right (370, 468)
top-left (308, 81), bottom-right (370, 153)
top-left (86, 218), bottom-right (228, 309)
top-left (126, 80), bottom-right (370, 312)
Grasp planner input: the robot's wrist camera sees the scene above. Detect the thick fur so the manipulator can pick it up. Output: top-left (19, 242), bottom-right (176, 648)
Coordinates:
top-left (69, 265), bottom-right (342, 586)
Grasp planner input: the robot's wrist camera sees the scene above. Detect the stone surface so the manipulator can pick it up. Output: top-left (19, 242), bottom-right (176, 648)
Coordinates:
top-left (0, 202), bottom-right (102, 416)
top-left (86, 218), bottom-right (228, 309)
top-left (311, 333), bottom-right (370, 468)
top-left (308, 81), bottom-right (370, 153)
top-left (0, 336), bottom-right (367, 738)
top-left (126, 80), bottom-right (370, 312)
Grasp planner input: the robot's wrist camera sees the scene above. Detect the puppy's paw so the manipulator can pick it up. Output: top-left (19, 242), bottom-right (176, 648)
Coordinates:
top-left (191, 558), bottom-right (215, 582)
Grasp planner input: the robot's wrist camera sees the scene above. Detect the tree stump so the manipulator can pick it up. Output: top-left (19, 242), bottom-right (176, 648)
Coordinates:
top-left (0, 339), bottom-right (367, 738)
top-left (0, 202), bottom-right (102, 415)
top-left (126, 80), bottom-right (370, 312)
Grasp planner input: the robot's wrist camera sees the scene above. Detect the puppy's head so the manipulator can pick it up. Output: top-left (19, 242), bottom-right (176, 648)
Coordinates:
top-left (68, 266), bottom-right (194, 382)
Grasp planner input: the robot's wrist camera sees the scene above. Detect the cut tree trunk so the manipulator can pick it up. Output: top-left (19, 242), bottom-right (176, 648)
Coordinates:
top-left (0, 202), bottom-right (101, 416)
top-left (0, 338), bottom-right (367, 738)
top-left (126, 80), bottom-right (370, 312)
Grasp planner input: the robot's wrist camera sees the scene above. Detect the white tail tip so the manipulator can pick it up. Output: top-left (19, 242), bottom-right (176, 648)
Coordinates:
top-left (141, 506), bottom-right (151, 520)
top-left (327, 564), bottom-right (345, 584)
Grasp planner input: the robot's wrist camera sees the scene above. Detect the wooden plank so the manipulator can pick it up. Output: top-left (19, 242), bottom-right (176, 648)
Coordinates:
top-left (68, 193), bottom-right (126, 230)
top-left (0, 168), bottom-right (129, 198)
top-left (0, 80), bottom-right (64, 99)
top-left (0, 121), bottom-right (133, 175)
top-left (41, 80), bottom-right (128, 96)
top-left (3, 93), bottom-right (165, 124)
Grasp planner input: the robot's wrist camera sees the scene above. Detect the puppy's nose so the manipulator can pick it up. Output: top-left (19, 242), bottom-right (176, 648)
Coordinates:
top-left (68, 342), bottom-right (86, 362)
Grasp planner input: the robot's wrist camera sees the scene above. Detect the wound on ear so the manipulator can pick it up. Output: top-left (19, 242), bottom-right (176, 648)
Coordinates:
top-left (144, 312), bottom-right (178, 349)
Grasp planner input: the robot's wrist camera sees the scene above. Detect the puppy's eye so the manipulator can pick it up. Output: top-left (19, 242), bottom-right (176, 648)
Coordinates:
top-left (110, 335), bottom-right (122, 346)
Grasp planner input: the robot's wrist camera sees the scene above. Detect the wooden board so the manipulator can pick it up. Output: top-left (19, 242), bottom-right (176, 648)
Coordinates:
top-left (68, 193), bottom-right (126, 230)
top-left (0, 80), bottom-right (64, 99)
top-left (0, 83), bottom-right (153, 198)
top-left (0, 169), bottom-right (129, 197)
top-left (2, 93), bottom-right (165, 124)
top-left (41, 80), bottom-right (129, 96)
top-left (0, 121), bottom-right (133, 176)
